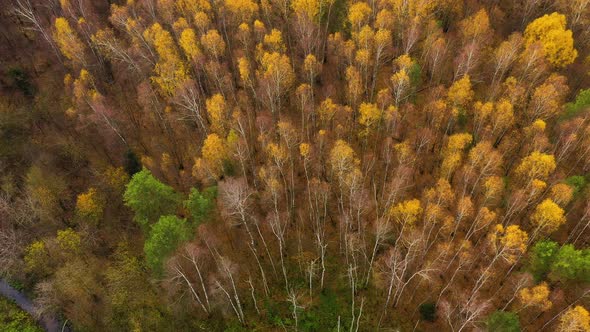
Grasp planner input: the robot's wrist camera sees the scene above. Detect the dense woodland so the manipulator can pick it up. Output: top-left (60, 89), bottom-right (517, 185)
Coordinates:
top-left (2, 0), bottom-right (590, 331)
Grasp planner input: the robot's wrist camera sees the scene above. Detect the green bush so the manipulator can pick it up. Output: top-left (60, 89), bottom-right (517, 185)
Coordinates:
top-left (419, 302), bottom-right (436, 322)
top-left (563, 89), bottom-right (590, 119)
top-left (0, 298), bottom-right (42, 332)
top-left (486, 311), bottom-right (520, 332)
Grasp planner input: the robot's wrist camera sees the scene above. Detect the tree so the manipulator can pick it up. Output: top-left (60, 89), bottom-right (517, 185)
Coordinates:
top-left (75, 187), bottom-right (105, 225)
top-left (358, 102), bottom-right (382, 137)
top-left (441, 133), bottom-right (472, 179)
top-left (53, 17), bottom-right (85, 65)
top-left (448, 75), bottom-right (474, 109)
top-left (24, 240), bottom-right (51, 276)
top-left (184, 186), bottom-right (217, 226)
top-left (179, 28), bottom-right (202, 61)
top-left (527, 74), bottom-right (568, 120)
top-left (527, 240), bottom-right (559, 281)
top-left (550, 244), bottom-right (590, 282)
top-left (524, 12), bottom-right (578, 68)
top-left (389, 199), bottom-right (422, 226)
top-left (143, 23), bottom-right (188, 95)
top-left (196, 133), bottom-right (230, 179)
top-left (550, 183), bottom-right (574, 206)
top-left (329, 140), bottom-right (358, 184)
top-left (105, 244), bottom-right (164, 331)
top-left (206, 94), bottom-right (228, 136)
top-left (348, 2), bottom-right (371, 32)
top-left (558, 306), bottom-right (590, 331)
top-left (224, 0), bottom-right (259, 24)
top-left (518, 282), bottom-right (552, 311)
top-left (123, 169), bottom-right (181, 228)
top-left (144, 215), bottom-right (191, 276)
top-left (486, 311), bottom-right (521, 332)
top-left (258, 52), bottom-right (295, 119)
top-left (515, 152), bottom-right (556, 184)
top-left (201, 29), bottom-right (225, 59)
top-left (530, 199), bottom-right (566, 235)
top-left (56, 228), bottom-right (82, 255)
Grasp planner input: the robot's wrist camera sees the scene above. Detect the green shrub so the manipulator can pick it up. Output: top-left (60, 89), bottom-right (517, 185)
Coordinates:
top-left (486, 311), bottom-right (520, 332)
top-left (419, 302), bottom-right (436, 322)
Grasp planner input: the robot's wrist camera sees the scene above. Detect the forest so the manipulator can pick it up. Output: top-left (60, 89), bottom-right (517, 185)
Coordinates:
top-left (2, 0), bottom-right (590, 331)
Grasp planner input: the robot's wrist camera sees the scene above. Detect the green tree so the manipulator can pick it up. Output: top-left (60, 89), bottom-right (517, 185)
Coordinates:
top-left (486, 311), bottom-right (521, 332)
top-left (528, 240), bottom-right (559, 281)
top-left (564, 89), bottom-right (590, 118)
top-left (123, 169), bottom-right (181, 228)
top-left (550, 244), bottom-right (590, 282)
top-left (565, 175), bottom-right (587, 196)
top-left (144, 215), bottom-right (191, 276)
top-left (184, 186), bottom-right (217, 226)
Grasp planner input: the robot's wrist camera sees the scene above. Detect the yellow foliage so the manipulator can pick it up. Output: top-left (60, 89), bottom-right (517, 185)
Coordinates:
top-left (345, 66), bottom-right (363, 105)
top-left (459, 8), bottom-right (490, 42)
top-left (224, 0), bottom-right (258, 22)
top-left (143, 23), bottom-right (188, 95)
top-left (358, 102), bottom-right (382, 135)
top-left (103, 166), bottom-right (129, 194)
top-left (172, 18), bottom-right (189, 33)
top-left (177, 0), bottom-right (211, 15)
top-left (524, 12), bottom-right (578, 67)
top-left (376, 9), bottom-right (394, 30)
top-left (266, 143), bottom-right (288, 166)
top-left (201, 133), bottom-right (229, 178)
top-left (263, 29), bottom-right (285, 53)
top-left (254, 19), bottom-right (265, 31)
top-left (303, 54), bottom-right (320, 77)
top-left (492, 99), bottom-right (515, 134)
top-left (390, 199), bottom-right (423, 225)
top-left (493, 224), bottom-right (528, 263)
top-left (299, 143), bottom-right (311, 158)
top-left (441, 133), bottom-right (472, 178)
top-left (445, 133), bottom-right (472, 154)
top-left (448, 75), bottom-right (474, 107)
top-left (76, 188), bottom-right (104, 223)
top-left (179, 28), bottom-right (201, 59)
top-left (319, 98), bottom-right (338, 124)
top-left (292, 0), bottom-right (320, 20)
top-left (395, 54), bottom-right (415, 71)
top-left (54, 17), bottom-right (85, 64)
top-left (518, 282), bottom-right (552, 311)
top-left (201, 29), bottom-right (226, 58)
top-left (355, 49), bottom-right (371, 67)
top-left (330, 140), bottom-right (357, 181)
top-left (143, 23), bottom-right (179, 62)
top-left (515, 151), bottom-right (556, 182)
top-left (238, 57), bottom-right (251, 84)
top-left (348, 2), bottom-right (371, 30)
top-left (558, 306), bottom-right (590, 332)
top-left (355, 25), bottom-right (374, 48)
top-left (550, 183), bottom-right (574, 206)
top-left (206, 93), bottom-right (228, 136)
top-left (24, 241), bottom-right (49, 273)
top-left (531, 199), bottom-right (566, 234)
top-left (259, 52), bottom-right (295, 98)
top-left (532, 119), bottom-right (546, 132)
top-left (194, 11), bottom-right (211, 30)
top-left (56, 228), bottom-right (82, 254)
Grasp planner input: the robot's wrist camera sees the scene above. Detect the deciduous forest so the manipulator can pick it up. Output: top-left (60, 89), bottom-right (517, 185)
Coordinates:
top-left (2, 0), bottom-right (590, 331)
